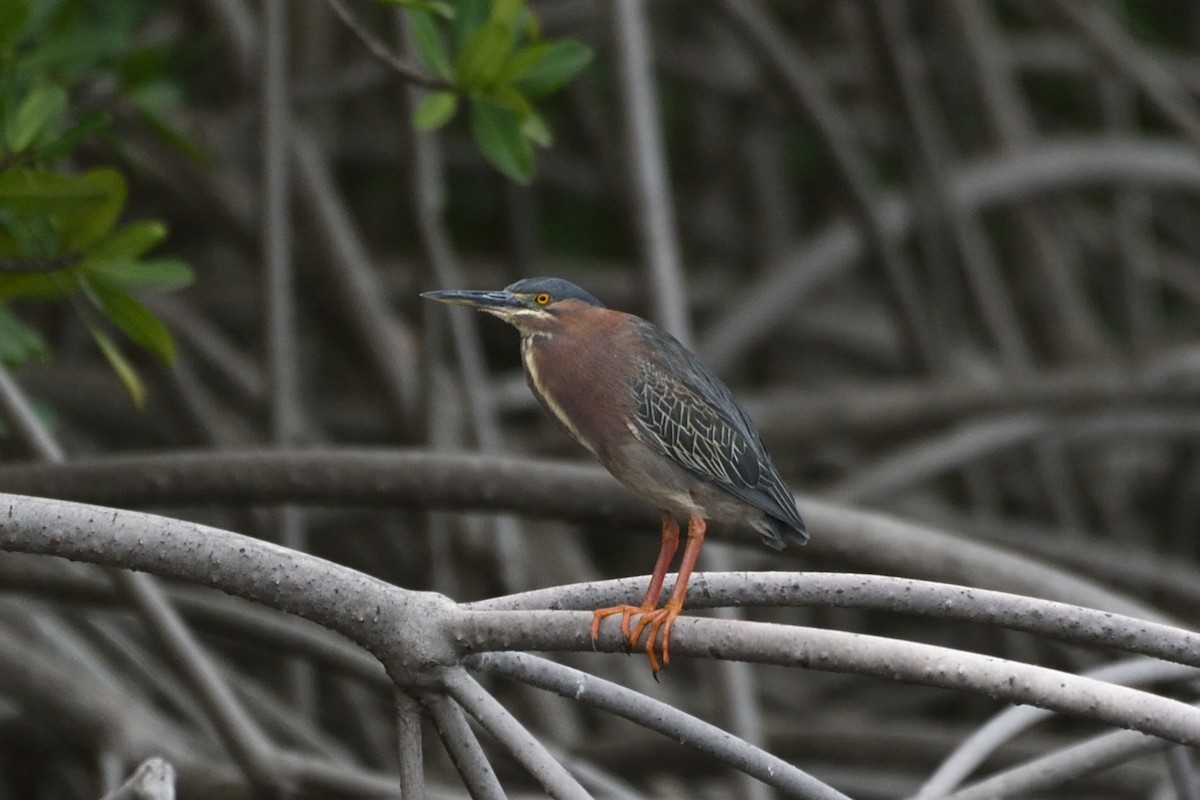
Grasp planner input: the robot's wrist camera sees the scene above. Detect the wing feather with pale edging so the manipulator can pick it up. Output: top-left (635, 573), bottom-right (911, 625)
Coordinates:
top-left (628, 323), bottom-right (805, 538)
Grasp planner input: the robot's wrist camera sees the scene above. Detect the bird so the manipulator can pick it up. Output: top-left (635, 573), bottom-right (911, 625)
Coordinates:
top-left (422, 277), bottom-right (807, 672)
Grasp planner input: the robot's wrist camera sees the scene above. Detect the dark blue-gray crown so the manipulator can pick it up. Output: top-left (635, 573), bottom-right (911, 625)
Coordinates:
top-left (505, 277), bottom-right (605, 308)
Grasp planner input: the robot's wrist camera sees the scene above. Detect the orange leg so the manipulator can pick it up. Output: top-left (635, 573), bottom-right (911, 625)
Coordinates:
top-left (590, 512), bottom-right (680, 644)
top-left (630, 515), bottom-right (706, 673)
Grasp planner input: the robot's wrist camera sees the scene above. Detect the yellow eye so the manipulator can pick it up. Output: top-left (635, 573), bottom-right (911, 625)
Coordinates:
top-left (535, 292), bottom-right (551, 306)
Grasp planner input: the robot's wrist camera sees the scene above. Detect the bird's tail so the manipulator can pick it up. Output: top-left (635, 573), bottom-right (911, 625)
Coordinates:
top-left (758, 514), bottom-right (808, 551)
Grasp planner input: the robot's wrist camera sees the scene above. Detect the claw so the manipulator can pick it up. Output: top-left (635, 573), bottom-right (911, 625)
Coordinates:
top-left (590, 604), bottom-right (648, 645)
top-left (629, 602), bottom-right (682, 673)
top-left (592, 603), bottom-right (681, 670)
top-left (590, 513), bottom-right (702, 674)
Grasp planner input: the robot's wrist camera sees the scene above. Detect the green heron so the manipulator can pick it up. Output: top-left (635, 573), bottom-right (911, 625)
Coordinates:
top-left (423, 277), bottom-right (807, 672)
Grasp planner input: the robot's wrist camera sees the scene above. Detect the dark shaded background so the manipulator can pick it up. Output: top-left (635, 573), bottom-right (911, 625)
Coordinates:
top-left (4, 1), bottom-right (1200, 798)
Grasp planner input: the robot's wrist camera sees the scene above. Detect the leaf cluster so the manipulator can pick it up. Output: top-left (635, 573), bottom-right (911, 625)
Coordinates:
top-left (0, 0), bottom-right (194, 406)
top-left (395, 0), bottom-right (593, 182)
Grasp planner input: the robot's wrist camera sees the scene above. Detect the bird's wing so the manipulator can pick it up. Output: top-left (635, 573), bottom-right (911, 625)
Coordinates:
top-left (628, 325), bottom-right (805, 537)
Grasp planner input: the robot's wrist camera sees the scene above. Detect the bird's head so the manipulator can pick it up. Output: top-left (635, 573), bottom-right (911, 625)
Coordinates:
top-left (421, 277), bottom-right (605, 335)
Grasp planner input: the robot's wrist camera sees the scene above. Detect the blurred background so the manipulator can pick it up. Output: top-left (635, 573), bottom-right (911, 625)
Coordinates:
top-left (3, 0), bottom-right (1200, 797)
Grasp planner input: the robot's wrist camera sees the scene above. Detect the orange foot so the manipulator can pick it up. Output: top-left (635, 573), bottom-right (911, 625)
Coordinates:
top-left (590, 603), bottom-right (652, 645)
top-left (630, 601), bottom-right (683, 674)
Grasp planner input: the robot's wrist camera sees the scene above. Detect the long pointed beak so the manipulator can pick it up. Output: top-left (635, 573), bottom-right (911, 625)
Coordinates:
top-left (420, 289), bottom-right (525, 312)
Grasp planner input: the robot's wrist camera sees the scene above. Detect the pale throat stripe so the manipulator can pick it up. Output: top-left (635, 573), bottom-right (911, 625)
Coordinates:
top-left (521, 335), bottom-right (600, 459)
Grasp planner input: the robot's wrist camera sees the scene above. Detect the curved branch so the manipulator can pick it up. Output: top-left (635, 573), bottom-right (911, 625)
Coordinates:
top-left (460, 609), bottom-right (1200, 749)
top-left (918, 658), bottom-right (1199, 797)
top-left (469, 651), bottom-right (850, 800)
top-left (441, 669), bottom-right (592, 800)
top-left (394, 690), bottom-right (425, 798)
top-left (0, 493), bottom-right (458, 682)
top-left (0, 368), bottom-right (286, 789)
top-left (0, 622), bottom-right (210, 776)
top-left (943, 725), bottom-right (1171, 800)
top-left (4, 493), bottom-right (1200, 757)
top-left (419, 691), bottom-right (505, 799)
top-left (699, 138), bottom-right (1200, 373)
top-left (1049, 0), bottom-right (1200, 150)
top-left (0, 449), bottom-right (1165, 619)
top-left (829, 408), bottom-right (1200, 503)
top-left (469, 572), bottom-right (1200, 669)
top-left (0, 449), bottom-right (620, 514)
top-left (0, 559), bottom-right (857, 798)
top-left (743, 359), bottom-right (1200, 442)
top-left (26, 554), bottom-right (1192, 798)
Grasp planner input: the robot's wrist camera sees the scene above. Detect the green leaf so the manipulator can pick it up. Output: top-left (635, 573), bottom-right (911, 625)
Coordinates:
top-left (373, 0), bottom-right (454, 16)
top-left (520, 7), bottom-right (540, 42)
top-left (129, 94), bottom-right (185, 157)
top-left (7, 83), bottom-right (68, 153)
top-left (521, 111), bottom-right (551, 147)
top-left (135, 105), bottom-right (207, 162)
top-left (470, 99), bottom-right (532, 183)
top-left (0, 167), bottom-right (126, 250)
top-left (88, 280), bottom-right (175, 364)
top-left (0, 167), bottom-right (114, 215)
top-left (0, 303), bottom-right (48, 365)
top-left (26, 25), bottom-right (127, 75)
top-left (82, 257), bottom-right (193, 291)
top-left (0, 271), bottom-right (77, 300)
top-left (128, 81), bottom-right (184, 117)
top-left (421, 0), bottom-right (455, 18)
top-left (22, 0), bottom-right (59, 35)
top-left (511, 39), bottom-right (592, 96)
top-left (118, 44), bottom-right (170, 87)
top-left (496, 42), bottom-right (550, 83)
top-left (87, 220), bottom-right (167, 260)
top-left (59, 168), bottom-right (126, 250)
top-left (483, 83), bottom-right (532, 117)
top-left (489, 0), bottom-right (523, 29)
top-left (412, 91), bottom-right (459, 130)
top-left (0, 0), bottom-right (29, 51)
top-left (37, 111), bottom-right (111, 161)
top-left (89, 325), bottom-right (145, 408)
top-left (9, 85), bottom-right (69, 152)
top-left (451, 0), bottom-right (489, 48)
top-left (410, 10), bottom-right (453, 80)
top-left (455, 20), bottom-right (512, 88)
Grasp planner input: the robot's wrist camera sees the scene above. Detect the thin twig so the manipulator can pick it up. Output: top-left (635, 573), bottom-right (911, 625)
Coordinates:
top-left (397, 9), bottom-right (535, 591)
top-left (1049, 0), bottom-right (1200, 151)
top-left (609, 0), bottom-right (691, 342)
top-left (715, 0), bottom-right (938, 370)
top-left (325, 0), bottom-right (449, 90)
top-left (293, 128), bottom-right (423, 428)
top-left (0, 252), bottom-right (82, 272)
